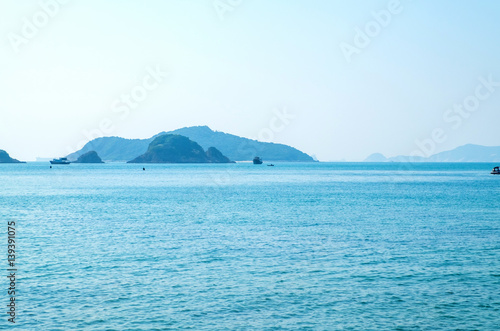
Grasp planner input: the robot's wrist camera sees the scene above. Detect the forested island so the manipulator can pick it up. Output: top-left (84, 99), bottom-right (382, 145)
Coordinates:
top-left (128, 134), bottom-right (234, 163)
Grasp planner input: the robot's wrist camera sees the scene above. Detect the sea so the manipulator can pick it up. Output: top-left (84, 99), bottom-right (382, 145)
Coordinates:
top-left (0, 162), bottom-right (499, 330)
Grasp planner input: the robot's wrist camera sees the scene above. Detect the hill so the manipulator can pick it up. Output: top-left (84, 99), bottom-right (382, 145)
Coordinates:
top-left (67, 137), bottom-right (150, 162)
top-left (128, 134), bottom-right (234, 163)
top-left (0, 150), bottom-right (25, 163)
top-left (165, 126), bottom-right (313, 162)
top-left (365, 144), bottom-right (500, 162)
top-left (67, 126), bottom-right (314, 162)
top-left (73, 151), bottom-right (104, 163)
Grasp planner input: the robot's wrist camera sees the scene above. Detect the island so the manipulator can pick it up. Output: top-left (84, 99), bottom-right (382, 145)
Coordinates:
top-left (0, 150), bottom-right (25, 163)
top-left (73, 151), bottom-right (104, 163)
top-left (127, 134), bottom-right (234, 163)
top-left (68, 126), bottom-right (315, 162)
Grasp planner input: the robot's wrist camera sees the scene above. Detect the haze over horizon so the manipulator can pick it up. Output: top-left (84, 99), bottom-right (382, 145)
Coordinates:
top-left (1, 0), bottom-right (499, 161)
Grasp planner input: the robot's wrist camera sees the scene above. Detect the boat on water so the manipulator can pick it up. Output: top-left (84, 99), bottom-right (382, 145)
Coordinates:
top-left (253, 156), bottom-right (263, 164)
top-left (492, 167), bottom-right (500, 175)
top-left (50, 157), bottom-right (71, 165)
top-left (267, 164), bottom-right (274, 167)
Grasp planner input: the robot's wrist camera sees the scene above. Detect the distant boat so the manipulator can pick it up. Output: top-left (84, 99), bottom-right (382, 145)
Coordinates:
top-left (267, 164), bottom-right (274, 167)
top-left (253, 156), bottom-right (263, 164)
top-left (492, 167), bottom-right (500, 175)
top-left (50, 157), bottom-right (71, 165)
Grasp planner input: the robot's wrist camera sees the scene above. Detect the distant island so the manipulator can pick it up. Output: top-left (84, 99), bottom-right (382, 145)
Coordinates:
top-left (73, 151), bottom-right (104, 163)
top-left (365, 144), bottom-right (500, 162)
top-left (0, 150), bottom-right (25, 163)
top-left (67, 126), bottom-right (315, 162)
top-left (128, 134), bottom-right (234, 163)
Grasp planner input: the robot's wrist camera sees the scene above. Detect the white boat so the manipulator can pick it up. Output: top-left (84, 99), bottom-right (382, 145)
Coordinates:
top-left (50, 157), bottom-right (71, 165)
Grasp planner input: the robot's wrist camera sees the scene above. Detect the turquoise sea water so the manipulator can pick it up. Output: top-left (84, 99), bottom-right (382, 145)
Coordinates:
top-left (1, 162), bottom-right (499, 330)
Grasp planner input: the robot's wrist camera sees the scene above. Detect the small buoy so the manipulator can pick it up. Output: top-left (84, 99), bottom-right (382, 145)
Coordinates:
top-left (143, 168), bottom-right (145, 171)
top-left (50, 166), bottom-right (52, 168)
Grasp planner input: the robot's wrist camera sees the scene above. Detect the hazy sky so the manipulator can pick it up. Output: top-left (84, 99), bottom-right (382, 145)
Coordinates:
top-left (1, 0), bottom-right (499, 161)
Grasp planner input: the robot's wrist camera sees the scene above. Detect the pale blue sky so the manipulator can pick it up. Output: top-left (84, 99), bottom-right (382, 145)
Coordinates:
top-left (1, 0), bottom-right (499, 161)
